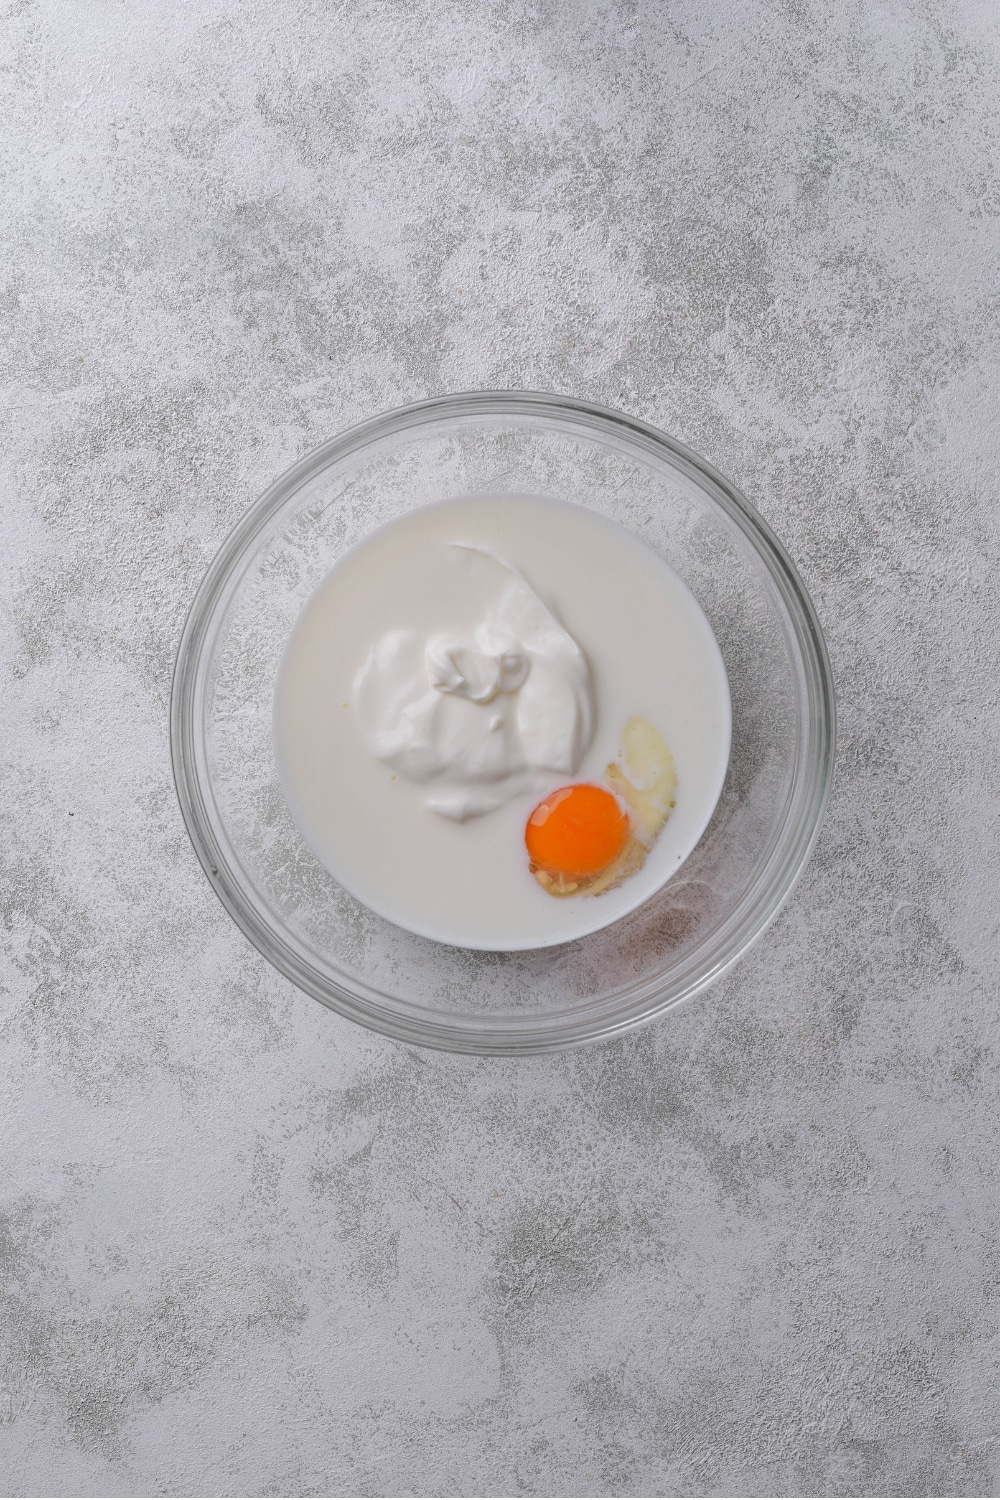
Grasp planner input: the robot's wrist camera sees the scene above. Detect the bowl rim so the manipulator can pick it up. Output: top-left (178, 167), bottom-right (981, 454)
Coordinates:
top-left (170, 390), bottom-right (837, 1055)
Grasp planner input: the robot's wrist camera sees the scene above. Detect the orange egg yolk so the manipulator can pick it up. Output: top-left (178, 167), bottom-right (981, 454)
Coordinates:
top-left (525, 783), bottom-right (630, 882)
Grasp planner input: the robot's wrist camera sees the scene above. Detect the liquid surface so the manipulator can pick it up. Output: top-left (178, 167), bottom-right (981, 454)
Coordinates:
top-left (273, 495), bottom-right (732, 950)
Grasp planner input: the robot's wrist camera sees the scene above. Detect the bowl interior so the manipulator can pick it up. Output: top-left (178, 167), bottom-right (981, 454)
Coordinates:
top-left (173, 395), bottom-right (834, 1053)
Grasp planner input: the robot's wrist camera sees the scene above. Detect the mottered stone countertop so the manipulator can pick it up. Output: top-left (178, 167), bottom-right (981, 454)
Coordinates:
top-left (3, 2), bottom-right (999, 1494)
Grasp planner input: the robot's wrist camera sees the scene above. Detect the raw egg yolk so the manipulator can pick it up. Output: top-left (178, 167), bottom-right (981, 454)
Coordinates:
top-left (525, 784), bottom-right (629, 882)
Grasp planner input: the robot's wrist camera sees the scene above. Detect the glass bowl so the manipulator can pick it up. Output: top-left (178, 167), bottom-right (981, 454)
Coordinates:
top-left (170, 392), bottom-right (836, 1055)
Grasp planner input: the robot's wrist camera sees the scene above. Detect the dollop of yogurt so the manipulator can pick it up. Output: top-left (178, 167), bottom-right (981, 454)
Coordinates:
top-left (353, 546), bottom-right (595, 820)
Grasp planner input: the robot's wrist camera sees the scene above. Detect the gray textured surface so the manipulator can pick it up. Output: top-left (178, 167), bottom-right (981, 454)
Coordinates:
top-left (3, 1), bottom-right (999, 1494)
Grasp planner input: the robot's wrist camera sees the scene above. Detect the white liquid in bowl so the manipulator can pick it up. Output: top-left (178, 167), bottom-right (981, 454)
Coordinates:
top-left (273, 495), bottom-right (731, 949)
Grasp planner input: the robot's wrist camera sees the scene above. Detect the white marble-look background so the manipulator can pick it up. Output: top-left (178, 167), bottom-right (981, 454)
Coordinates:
top-left (3, 1), bottom-right (999, 1494)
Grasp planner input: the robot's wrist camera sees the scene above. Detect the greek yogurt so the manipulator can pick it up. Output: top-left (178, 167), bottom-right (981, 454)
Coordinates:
top-left (354, 546), bottom-right (595, 821)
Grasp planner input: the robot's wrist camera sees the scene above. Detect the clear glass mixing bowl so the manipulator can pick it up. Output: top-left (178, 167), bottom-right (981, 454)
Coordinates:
top-left (170, 393), bottom-right (835, 1055)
